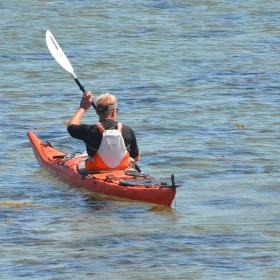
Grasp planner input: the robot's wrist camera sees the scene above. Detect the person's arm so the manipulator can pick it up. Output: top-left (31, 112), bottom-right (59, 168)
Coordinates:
top-left (134, 154), bottom-right (140, 162)
top-left (129, 129), bottom-right (140, 161)
top-left (68, 91), bottom-right (94, 125)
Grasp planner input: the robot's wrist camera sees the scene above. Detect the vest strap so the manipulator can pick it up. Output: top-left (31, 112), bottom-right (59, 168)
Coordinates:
top-left (95, 122), bottom-right (123, 134)
top-left (116, 122), bottom-right (123, 132)
top-left (95, 122), bottom-right (105, 134)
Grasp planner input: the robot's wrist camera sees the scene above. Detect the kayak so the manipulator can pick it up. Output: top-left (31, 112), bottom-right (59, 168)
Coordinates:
top-left (27, 131), bottom-right (177, 206)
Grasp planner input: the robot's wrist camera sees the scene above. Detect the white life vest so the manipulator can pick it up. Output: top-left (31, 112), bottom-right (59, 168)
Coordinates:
top-left (85, 122), bottom-right (130, 171)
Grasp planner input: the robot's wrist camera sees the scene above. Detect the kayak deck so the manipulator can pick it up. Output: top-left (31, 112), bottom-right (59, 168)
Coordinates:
top-left (27, 131), bottom-right (177, 206)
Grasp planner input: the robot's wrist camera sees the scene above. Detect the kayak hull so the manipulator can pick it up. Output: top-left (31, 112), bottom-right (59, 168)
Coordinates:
top-left (27, 131), bottom-right (176, 207)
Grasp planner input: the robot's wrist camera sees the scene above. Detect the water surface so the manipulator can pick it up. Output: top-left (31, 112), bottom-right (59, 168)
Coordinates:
top-left (1, 1), bottom-right (280, 279)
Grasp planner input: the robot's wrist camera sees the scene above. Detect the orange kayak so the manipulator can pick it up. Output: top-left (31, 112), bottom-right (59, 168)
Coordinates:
top-left (27, 131), bottom-right (177, 206)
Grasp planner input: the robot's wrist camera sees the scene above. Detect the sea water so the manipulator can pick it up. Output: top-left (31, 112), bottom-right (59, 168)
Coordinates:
top-left (0, 1), bottom-right (280, 279)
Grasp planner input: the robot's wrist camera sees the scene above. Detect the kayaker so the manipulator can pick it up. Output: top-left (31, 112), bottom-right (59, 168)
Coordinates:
top-left (67, 91), bottom-right (140, 171)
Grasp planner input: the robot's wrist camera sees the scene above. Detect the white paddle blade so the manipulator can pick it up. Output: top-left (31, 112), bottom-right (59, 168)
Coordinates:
top-left (46, 30), bottom-right (77, 79)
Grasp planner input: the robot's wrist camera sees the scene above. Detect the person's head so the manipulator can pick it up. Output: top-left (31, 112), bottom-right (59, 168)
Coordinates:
top-left (96, 93), bottom-right (118, 120)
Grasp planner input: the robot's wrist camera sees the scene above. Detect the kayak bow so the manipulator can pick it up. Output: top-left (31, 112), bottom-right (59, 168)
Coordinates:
top-left (27, 131), bottom-right (177, 206)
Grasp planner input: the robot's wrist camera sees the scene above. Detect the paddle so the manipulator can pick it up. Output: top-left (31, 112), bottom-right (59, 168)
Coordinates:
top-left (45, 30), bottom-right (96, 110)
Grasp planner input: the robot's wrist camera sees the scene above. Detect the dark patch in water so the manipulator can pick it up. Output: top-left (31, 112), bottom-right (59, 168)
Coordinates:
top-left (0, 48), bottom-right (100, 62)
top-left (113, 84), bottom-right (163, 93)
top-left (0, 53), bottom-right (51, 62)
top-left (146, 0), bottom-right (180, 9)
top-left (181, 30), bottom-right (240, 39)
top-left (204, 197), bottom-right (266, 210)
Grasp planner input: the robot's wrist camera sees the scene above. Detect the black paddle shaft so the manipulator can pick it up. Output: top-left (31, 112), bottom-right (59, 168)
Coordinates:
top-left (74, 78), bottom-right (97, 111)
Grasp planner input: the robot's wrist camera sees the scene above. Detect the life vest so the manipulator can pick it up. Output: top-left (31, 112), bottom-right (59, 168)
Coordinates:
top-left (85, 122), bottom-right (130, 171)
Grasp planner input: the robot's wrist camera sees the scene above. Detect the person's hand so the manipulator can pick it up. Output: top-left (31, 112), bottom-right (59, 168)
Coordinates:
top-left (80, 91), bottom-right (94, 111)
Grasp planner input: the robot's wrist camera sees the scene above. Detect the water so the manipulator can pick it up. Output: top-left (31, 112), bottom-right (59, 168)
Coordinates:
top-left (1, 0), bottom-right (280, 279)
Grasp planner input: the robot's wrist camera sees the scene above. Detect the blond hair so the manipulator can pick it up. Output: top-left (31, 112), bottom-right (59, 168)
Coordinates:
top-left (96, 93), bottom-right (117, 118)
